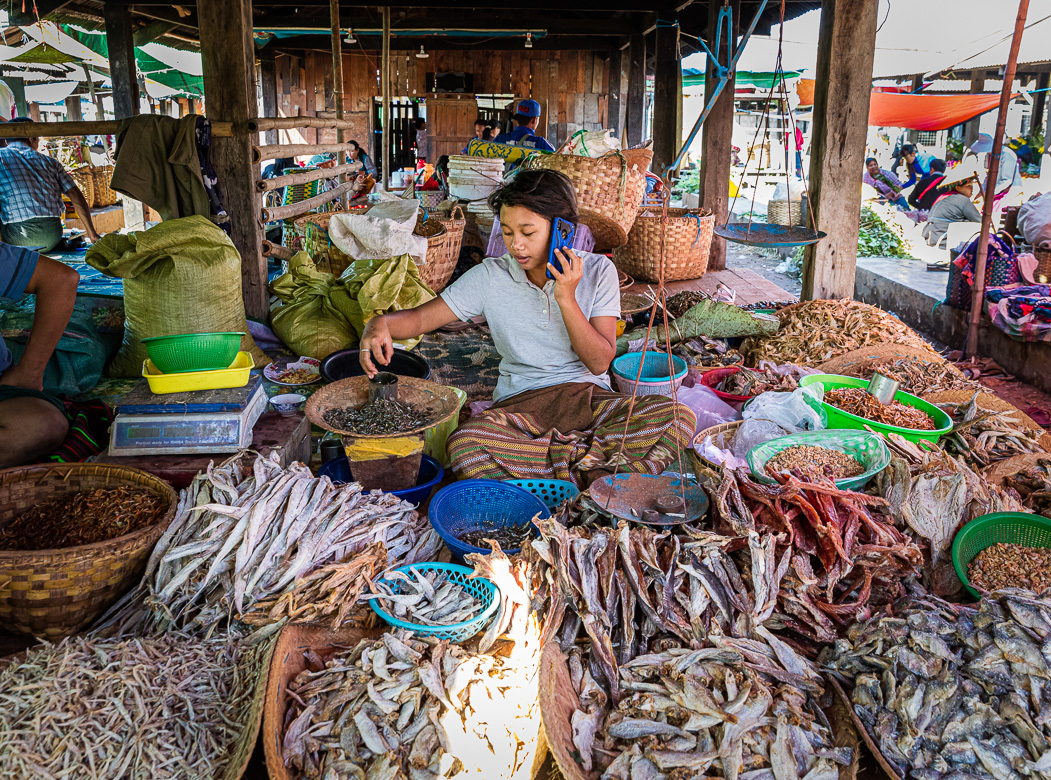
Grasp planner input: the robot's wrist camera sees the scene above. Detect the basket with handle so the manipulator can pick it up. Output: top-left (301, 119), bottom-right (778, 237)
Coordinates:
top-left (92, 165), bottom-right (119, 207)
top-left (612, 207), bottom-right (715, 282)
top-left (295, 213), bottom-right (354, 277)
top-left (69, 165), bottom-right (95, 208)
top-left (690, 420), bottom-right (744, 483)
top-left (0, 463), bottom-right (177, 639)
top-left (523, 150), bottom-right (649, 252)
top-left (952, 512), bottom-right (1051, 599)
top-left (415, 214), bottom-right (455, 293)
top-left (434, 204), bottom-right (466, 272)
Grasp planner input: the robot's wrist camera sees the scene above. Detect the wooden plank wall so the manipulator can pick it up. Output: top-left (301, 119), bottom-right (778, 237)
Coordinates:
top-left (269, 49), bottom-right (610, 152)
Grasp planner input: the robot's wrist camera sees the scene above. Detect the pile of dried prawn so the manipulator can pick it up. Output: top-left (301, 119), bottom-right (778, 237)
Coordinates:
top-left (0, 631), bottom-right (269, 779)
top-left (98, 452), bottom-right (441, 637)
top-left (743, 299), bottom-right (938, 367)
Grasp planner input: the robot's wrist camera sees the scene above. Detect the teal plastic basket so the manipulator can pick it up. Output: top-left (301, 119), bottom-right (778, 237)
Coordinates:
top-left (746, 429), bottom-right (891, 491)
top-left (506, 479), bottom-right (580, 510)
top-left (367, 562), bottom-right (499, 642)
top-left (140, 332), bottom-right (245, 374)
top-left (952, 512), bottom-right (1051, 599)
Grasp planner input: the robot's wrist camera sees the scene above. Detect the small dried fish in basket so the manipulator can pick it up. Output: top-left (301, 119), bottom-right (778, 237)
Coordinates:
top-left (718, 364), bottom-right (804, 395)
top-left (968, 543), bottom-right (1051, 593)
top-left (364, 566), bottom-right (484, 626)
top-left (322, 398), bottom-right (431, 435)
top-left (937, 391), bottom-right (1050, 467)
top-left (0, 629), bottom-right (269, 779)
top-left (822, 588), bottom-right (1051, 780)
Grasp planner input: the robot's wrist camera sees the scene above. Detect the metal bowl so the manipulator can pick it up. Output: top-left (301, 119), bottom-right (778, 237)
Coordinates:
top-left (319, 348), bottom-right (431, 383)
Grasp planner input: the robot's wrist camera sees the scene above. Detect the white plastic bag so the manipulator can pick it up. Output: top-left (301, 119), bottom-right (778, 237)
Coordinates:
top-left (676, 384), bottom-right (741, 434)
top-left (732, 419), bottom-right (791, 461)
top-left (564, 129), bottom-right (621, 158)
top-left (742, 385), bottom-right (826, 432)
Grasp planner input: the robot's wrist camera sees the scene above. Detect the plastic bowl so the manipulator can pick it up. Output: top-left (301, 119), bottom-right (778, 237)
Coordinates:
top-left (367, 562), bottom-right (499, 642)
top-left (141, 332), bottom-right (244, 374)
top-left (952, 512), bottom-right (1051, 599)
top-left (270, 393), bottom-right (306, 416)
top-left (319, 347), bottom-right (431, 383)
top-left (429, 479), bottom-right (551, 559)
top-left (799, 374), bottom-right (953, 444)
top-left (318, 454), bottom-right (444, 506)
top-left (611, 352), bottom-right (688, 396)
top-left (746, 429), bottom-right (891, 491)
top-left (699, 366), bottom-right (753, 411)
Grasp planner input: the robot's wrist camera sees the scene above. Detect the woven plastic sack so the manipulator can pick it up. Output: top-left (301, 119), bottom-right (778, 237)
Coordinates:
top-left (86, 216), bottom-right (269, 377)
top-left (1, 303), bottom-right (106, 396)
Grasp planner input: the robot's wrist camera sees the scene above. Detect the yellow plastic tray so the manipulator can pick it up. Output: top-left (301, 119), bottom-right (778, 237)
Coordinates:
top-left (142, 351), bottom-right (254, 394)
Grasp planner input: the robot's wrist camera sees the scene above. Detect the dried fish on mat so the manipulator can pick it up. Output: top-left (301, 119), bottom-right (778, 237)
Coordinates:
top-left (743, 299), bottom-right (938, 367)
top-left (825, 387), bottom-right (935, 430)
top-left (936, 391), bottom-right (1050, 467)
top-left (364, 566), bottom-right (484, 626)
top-left (0, 486), bottom-right (168, 551)
top-left (717, 364), bottom-right (805, 396)
top-left (839, 356), bottom-right (979, 396)
top-left (878, 433), bottom-right (1027, 598)
top-left (823, 588), bottom-right (1051, 780)
top-left (1002, 456), bottom-right (1051, 518)
top-left (97, 452), bottom-right (441, 637)
top-left (0, 630), bottom-right (270, 779)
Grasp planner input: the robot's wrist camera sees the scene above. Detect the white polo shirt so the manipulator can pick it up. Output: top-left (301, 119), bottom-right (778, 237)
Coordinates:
top-left (441, 252), bottom-right (621, 402)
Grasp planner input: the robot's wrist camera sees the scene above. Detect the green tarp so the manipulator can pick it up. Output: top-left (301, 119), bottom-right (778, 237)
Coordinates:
top-left (681, 68), bottom-right (802, 89)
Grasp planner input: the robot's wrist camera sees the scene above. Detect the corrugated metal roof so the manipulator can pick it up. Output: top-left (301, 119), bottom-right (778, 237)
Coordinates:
top-left (924, 13), bottom-right (1051, 76)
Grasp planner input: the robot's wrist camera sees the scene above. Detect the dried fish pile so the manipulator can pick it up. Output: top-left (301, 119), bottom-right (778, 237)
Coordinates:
top-left (0, 486), bottom-right (168, 551)
top-left (937, 393), bottom-right (1049, 466)
top-left (665, 290), bottom-right (709, 318)
top-left (715, 470), bottom-right (922, 643)
top-left (565, 632), bottom-right (851, 780)
top-left (766, 445), bottom-right (864, 481)
top-left (98, 452), bottom-right (440, 636)
top-left (825, 387), bottom-right (935, 430)
top-left (823, 589), bottom-right (1051, 780)
top-left (674, 336), bottom-right (745, 369)
top-left (841, 357), bottom-right (978, 395)
top-left (460, 523), bottom-right (534, 550)
top-left (365, 566), bottom-right (485, 626)
top-left (743, 299), bottom-right (937, 367)
top-left (0, 630), bottom-right (267, 779)
top-left (878, 434), bottom-right (1027, 598)
top-left (1004, 457), bottom-right (1051, 518)
top-left (968, 543), bottom-right (1051, 593)
top-left (323, 399), bottom-right (431, 435)
top-left (719, 366), bottom-right (801, 395)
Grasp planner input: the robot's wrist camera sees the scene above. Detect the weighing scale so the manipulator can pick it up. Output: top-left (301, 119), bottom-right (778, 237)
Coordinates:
top-left (109, 374), bottom-right (267, 456)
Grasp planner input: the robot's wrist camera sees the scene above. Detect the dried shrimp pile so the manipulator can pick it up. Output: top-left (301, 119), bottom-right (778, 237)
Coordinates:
top-left (743, 299), bottom-right (938, 366)
top-left (826, 386), bottom-right (936, 430)
top-left (968, 543), bottom-right (1051, 593)
top-left (766, 444), bottom-right (865, 481)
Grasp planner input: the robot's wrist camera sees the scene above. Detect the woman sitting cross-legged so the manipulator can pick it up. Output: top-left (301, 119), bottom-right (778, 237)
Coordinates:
top-left (358, 169), bottom-right (696, 487)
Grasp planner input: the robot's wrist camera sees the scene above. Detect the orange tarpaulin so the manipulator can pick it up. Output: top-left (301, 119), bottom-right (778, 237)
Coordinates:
top-left (868, 91), bottom-right (1011, 131)
top-left (796, 78), bottom-right (814, 107)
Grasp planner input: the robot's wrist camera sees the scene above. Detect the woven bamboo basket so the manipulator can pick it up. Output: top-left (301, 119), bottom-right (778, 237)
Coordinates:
top-left (612, 207), bottom-right (715, 282)
top-left (523, 150), bottom-right (649, 252)
top-left (817, 344), bottom-right (954, 376)
top-left (415, 215), bottom-right (455, 293)
top-left (690, 420), bottom-right (744, 484)
top-left (767, 196), bottom-right (808, 227)
top-left (1034, 242), bottom-right (1051, 284)
top-left (540, 641), bottom-right (596, 780)
top-left (435, 204), bottom-right (467, 267)
top-left (221, 633), bottom-right (280, 780)
top-left (983, 452), bottom-right (1050, 487)
top-left (69, 165), bottom-right (95, 208)
top-left (922, 390), bottom-right (1051, 452)
top-left (0, 463), bottom-right (177, 639)
top-left (306, 375), bottom-right (462, 438)
top-left (92, 165), bottom-right (119, 207)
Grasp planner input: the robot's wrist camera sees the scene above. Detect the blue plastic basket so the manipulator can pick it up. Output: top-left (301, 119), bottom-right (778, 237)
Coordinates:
top-left (429, 479), bottom-right (551, 558)
top-left (367, 562), bottom-right (499, 642)
top-left (611, 352), bottom-right (688, 396)
top-left (319, 455), bottom-right (444, 506)
top-left (507, 479), bottom-right (580, 511)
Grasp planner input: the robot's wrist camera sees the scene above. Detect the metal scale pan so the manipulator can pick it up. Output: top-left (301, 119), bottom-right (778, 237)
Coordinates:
top-left (714, 222), bottom-right (827, 248)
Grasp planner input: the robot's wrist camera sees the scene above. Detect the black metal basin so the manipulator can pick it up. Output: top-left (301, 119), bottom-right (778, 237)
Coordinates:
top-left (319, 347), bottom-right (432, 383)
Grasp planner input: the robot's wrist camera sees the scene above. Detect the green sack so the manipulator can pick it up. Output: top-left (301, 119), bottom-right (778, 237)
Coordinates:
top-left (86, 216), bottom-right (269, 377)
top-left (2, 303), bottom-right (106, 397)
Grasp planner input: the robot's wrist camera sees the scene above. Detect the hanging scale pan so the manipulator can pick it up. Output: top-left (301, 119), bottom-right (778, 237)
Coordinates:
top-left (714, 222), bottom-right (827, 248)
top-left (587, 473), bottom-right (709, 526)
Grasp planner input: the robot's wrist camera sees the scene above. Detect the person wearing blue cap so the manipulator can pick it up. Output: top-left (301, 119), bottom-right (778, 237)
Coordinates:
top-left (493, 100), bottom-right (555, 153)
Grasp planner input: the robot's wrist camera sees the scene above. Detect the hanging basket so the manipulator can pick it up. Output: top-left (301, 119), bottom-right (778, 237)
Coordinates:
top-left (767, 196), bottom-right (808, 227)
top-left (69, 165), bottom-right (95, 209)
top-left (612, 207), bottom-right (715, 282)
top-left (523, 150), bottom-right (650, 252)
top-left (295, 213), bottom-right (354, 277)
top-left (92, 165), bottom-right (119, 207)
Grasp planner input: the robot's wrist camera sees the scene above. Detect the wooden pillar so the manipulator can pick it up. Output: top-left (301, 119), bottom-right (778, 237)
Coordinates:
top-left (330, 0), bottom-right (347, 198)
top-left (1031, 71), bottom-right (1049, 137)
top-left (963, 72), bottom-right (986, 147)
top-left (65, 95), bottom-right (83, 122)
top-left (28, 103), bottom-right (40, 122)
top-left (652, 20), bottom-right (680, 175)
top-left (608, 47), bottom-right (625, 141)
top-left (81, 64), bottom-right (104, 120)
top-left (698, 0), bottom-right (739, 272)
top-left (626, 34), bottom-right (647, 148)
top-left (801, 0), bottom-right (879, 301)
top-left (104, 4), bottom-right (140, 118)
top-left (8, 77), bottom-right (27, 116)
top-left (260, 51), bottom-right (279, 145)
top-left (381, 6), bottom-right (391, 189)
top-left (199, 0), bottom-right (269, 320)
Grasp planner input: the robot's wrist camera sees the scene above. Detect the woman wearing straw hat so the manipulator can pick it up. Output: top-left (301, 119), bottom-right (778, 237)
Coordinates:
top-left (922, 158), bottom-right (983, 249)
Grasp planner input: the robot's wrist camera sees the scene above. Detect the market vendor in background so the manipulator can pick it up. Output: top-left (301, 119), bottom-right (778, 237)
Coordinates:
top-left (899, 143), bottom-right (938, 189)
top-left (922, 160), bottom-right (982, 248)
top-left (347, 140), bottom-right (378, 178)
top-left (358, 169), bottom-right (695, 486)
top-left (492, 100), bottom-right (555, 153)
top-left (907, 158), bottom-right (947, 212)
top-left (0, 242), bottom-right (77, 467)
top-left (0, 118), bottom-right (100, 252)
top-left (862, 158), bottom-right (909, 209)
top-left (972, 132), bottom-right (1022, 204)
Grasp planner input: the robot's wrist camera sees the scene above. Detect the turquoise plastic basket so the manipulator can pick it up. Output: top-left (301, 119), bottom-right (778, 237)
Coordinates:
top-left (746, 429), bottom-right (891, 491)
top-left (367, 562), bottom-right (499, 642)
top-left (952, 512), bottom-right (1051, 599)
top-left (506, 479), bottom-right (580, 510)
top-left (611, 352), bottom-right (688, 396)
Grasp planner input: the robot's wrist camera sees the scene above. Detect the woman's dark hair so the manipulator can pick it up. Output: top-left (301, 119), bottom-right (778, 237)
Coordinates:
top-left (865, 157), bottom-right (878, 166)
top-left (900, 144), bottom-right (917, 155)
top-left (348, 140), bottom-right (366, 158)
top-left (487, 169), bottom-right (579, 224)
top-left (930, 158), bottom-right (947, 174)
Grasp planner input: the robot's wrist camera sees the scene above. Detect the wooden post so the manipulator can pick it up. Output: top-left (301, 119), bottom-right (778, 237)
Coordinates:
top-left (104, 4), bottom-right (140, 118)
top-left (1031, 72), bottom-right (1049, 137)
top-left (81, 64), bottom-right (104, 120)
top-left (906, 74), bottom-right (923, 143)
top-left (652, 21), bottom-right (679, 173)
top-left (966, 0), bottom-right (1030, 358)
top-left (626, 34), bottom-right (646, 148)
top-left (698, 0), bottom-right (739, 272)
top-left (608, 47), bottom-right (625, 141)
top-left (65, 95), bottom-right (83, 122)
top-left (330, 0), bottom-right (348, 200)
top-left (260, 51), bottom-right (279, 145)
top-left (381, 6), bottom-right (391, 190)
top-left (7, 76), bottom-right (27, 116)
top-left (963, 72), bottom-right (986, 147)
top-left (800, 0), bottom-right (879, 301)
top-left (28, 103), bottom-right (40, 122)
top-left (199, 0), bottom-right (269, 321)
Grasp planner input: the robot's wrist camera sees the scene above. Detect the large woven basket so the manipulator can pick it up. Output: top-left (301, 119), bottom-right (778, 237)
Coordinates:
top-left (0, 463), bottom-right (176, 639)
top-left (523, 150), bottom-right (650, 252)
top-left (415, 215), bottom-right (455, 293)
top-left (69, 165), bottom-right (95, 208)
top-left (817, 344), bottom-right (953, 376)
top-left (690, 420), bottom-right (744, 484)
top-left (92, 165), bottom-right (118, 207)
top-left (612, 207), bottom-right (715, 282)
top-left (305, 375), bottom-right (463, 438)
top-left (983, 452), bottom-right (1050, 487)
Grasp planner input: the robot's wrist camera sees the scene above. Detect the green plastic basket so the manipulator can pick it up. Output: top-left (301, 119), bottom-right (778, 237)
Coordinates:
top-left (952, 512), bottom-right (1051, 599)
top-left (799, 374), bottom-right (953, 445)
top-left (140, 332), bottom-right (245, 374)
top-left (746, 429), bottom-right (891, 491)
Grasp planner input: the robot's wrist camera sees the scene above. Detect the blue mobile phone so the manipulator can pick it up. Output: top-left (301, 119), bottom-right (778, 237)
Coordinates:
top-left (546, 217), bottom-right (577, 280)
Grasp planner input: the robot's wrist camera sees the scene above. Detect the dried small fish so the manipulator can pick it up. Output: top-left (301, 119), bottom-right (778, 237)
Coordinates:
top-left (323, 399), bottom-right (431, 435)
top-left (937, 392), bottom-right (1049, 467)
top-left (968, 543), bottom-right (1051, 593)
top-left (459, 523), bottom-right (534, 550)
top-left (825, 386), bottom-right (935, 430)
top-left (364, 567), bottom-right (484, 626)
top-left (1003, 456), bottom-right (1051, 518)
top-left (718, 363), bottom-right (806, 396)
top-left (765, 444), bottom-right (864, 481)
top-left (841, 357), bottom-right (979, 395)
